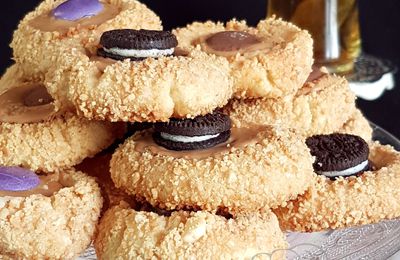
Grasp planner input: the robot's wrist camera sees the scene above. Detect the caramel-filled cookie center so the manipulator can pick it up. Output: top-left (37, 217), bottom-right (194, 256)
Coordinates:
top-left (134, 126), bottom-right (265, 159)
top-left (0, 174), bottom-right (64, 198)
top-left (0, 84), bottom-right (56, 124)
top-left (206, 31), bottom-right (261, 52)
top-left (201, 31), bottom-right (272, 57)
top-left (29, 3), bottom-right (120, 34)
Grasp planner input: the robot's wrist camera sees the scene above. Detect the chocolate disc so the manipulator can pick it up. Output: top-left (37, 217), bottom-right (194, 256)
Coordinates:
top-left (0, 167), bottom-right (40, 191)
top-left (205, 31), bottom-right (261, 52)
top-left (306, 133), bottom-right (369, 173)
top-left (0, 84), bottom-right (56, 124)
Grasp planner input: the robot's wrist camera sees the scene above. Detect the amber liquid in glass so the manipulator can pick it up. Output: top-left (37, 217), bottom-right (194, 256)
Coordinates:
top-left (268, 0), bottom-right (361, 74)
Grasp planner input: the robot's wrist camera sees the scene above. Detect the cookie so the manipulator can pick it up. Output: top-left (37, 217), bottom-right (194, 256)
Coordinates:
top-left (98, 29), bottom-right (178, 60)
top-left (273, 142), bottom-right (400, 232)
top-left (45, 39), bottom-right (233, 121)
top-left (0, 168), bottom-right (102, 259)
top-left (224, 72), bottom-right (357, 137)
top-left (110, 125), bottom-right (315, 213)
top-left (306, 133), bottom-right (370, 178)
top-left (153, 111), bottom-right (231, 150)
top-left (75, 152), bottom-right (135, 211)
top-left (173, 18), bottom-right (313, 98)
top-left (0, 64), bottom-right (126, 172)
top-left (94, 203), bottom-right (287, 259)
top-left (11, 0), bottom-right (162, 78)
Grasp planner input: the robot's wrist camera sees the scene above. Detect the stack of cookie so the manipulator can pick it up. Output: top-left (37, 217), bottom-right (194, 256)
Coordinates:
top-left (1, 0), bottom-right (400, 259)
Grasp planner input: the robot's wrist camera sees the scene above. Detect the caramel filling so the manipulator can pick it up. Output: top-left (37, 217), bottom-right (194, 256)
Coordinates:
top-left (29, 3), bottom-right (120, 34)
top-left (134, 126), bottom-right (265, 159)
top-left (0, 84), bottom-right (56, 124)
top-left (0, 174), bottom-right (64, 198)
top-left (201, 31), bottom-right (272, 57)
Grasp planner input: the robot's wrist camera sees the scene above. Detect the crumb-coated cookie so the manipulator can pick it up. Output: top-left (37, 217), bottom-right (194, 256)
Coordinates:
top-left (75, 153), bottom-right (135, 211)
top-left (110, 125), bottom-right (315, 213)
top-left (273, 142), bottom-right (400, 232)
top-left (338, 109), bottom-right (373, 141)
top-left (224, 73), bottom-right (356, 137)
top-left (46, 44), bottom-right (232, 121)
top-left (94, 203), bottom-right (287, 259)
top-left (11, 0), bottom-right (162, 78)
top-left (0, 115), bottom-right (125, 173)
top-left (173, 18), bottom-right (313, 99)
top-left (0, 64), bottom-right (126, 173)
top-left (0, 169), bottom-right (102, 259)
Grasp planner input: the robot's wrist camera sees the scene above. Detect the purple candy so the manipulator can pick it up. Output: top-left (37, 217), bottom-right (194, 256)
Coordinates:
top-left (53, 0), bottom-right (103, 21)
top-left (0, 167), bottom-right (40, 192)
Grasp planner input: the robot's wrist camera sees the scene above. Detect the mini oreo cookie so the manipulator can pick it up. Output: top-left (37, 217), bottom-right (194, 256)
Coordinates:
top-left (153, 111), bottom-right (231, 151)
top-left (98, 29), bottom-right (178, 61)
top-left (306, 133), bottom-right (370, 178)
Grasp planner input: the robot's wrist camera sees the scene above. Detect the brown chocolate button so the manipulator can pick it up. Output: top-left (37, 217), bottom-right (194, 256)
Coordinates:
top-left (0, 84), bottom-right (56, 124)
top-left (205, 31), bottom-right (261, 52)
top-left (24, 85), bottom-right (54, 107)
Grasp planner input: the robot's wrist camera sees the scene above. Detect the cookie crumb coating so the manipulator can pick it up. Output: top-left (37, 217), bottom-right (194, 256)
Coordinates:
top-left (95, 203), bottom-right (287, 259)
top-left (273, 143), bottom-right (400, 232)
top-left (0, 115), bottom-right (125, 173)
top-left (224, 74), bottom-right (356, 137)
top-left (0, 169), bottom-right (103, 259)
top-left (338, 109), bottom-right (373, 141)
top-left (110, 126), bottom-right (315, 213)
top-left (48, 48), bottom-right (232, 121)
top-left (11, 0), bottom-right (162, 78)
top-left (174, 18), bottom-right (314, 99)
top-left (75, 153), bottom-right (135, 211)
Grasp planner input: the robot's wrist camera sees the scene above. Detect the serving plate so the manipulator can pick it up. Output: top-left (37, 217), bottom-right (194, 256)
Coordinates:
top-left (78, 122), bottom-right (400, 260)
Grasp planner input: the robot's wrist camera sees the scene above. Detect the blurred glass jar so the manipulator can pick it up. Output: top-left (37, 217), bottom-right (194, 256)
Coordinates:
top-left (268, 0), bottom-right (361, 74)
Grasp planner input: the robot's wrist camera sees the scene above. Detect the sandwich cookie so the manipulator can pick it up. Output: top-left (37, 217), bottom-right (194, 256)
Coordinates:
top-left (273, 134), bottom-right (400, 231)
top-left (110, 112), bottom-right (315, 213)
top-left (173, 18), bottom-right (313, 98)
top-left (306, 133), bottom-right (370, 179)
top-left (0, 167), bottom-right (102, 259)
top-left (47, 29), bottom-right (232, 121)
top-left (94, 202), bottom-right (287, 259)
top-left (0, 64), bottom-right (125, 173)
top-left (98, 29), bottom-right (178, 60)
top-left (11, 0), bottom-right (162, 78)
top-left (224, 73), bottom-right (357, 137)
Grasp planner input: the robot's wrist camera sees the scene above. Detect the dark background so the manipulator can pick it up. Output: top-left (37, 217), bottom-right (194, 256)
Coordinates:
top-left (1, 1), bottom-right (399, 138)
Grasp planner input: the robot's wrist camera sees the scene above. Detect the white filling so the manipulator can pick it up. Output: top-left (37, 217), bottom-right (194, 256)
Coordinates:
top-left (160, 132), bottom-right (219, 143)
top-left (103, 47), bottom-right (174, 58)
top-left (318, 160), bottom-right (369, 178)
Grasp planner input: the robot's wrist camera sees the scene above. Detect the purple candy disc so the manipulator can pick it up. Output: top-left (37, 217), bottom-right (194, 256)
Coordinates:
top-left (0, 167), bottom-right (40, 192)
top-left (53, 0), bottom-right (104, 21)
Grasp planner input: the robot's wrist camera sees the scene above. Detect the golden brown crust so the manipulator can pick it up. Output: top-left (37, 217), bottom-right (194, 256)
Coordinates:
top-left (173, 18), bottom-right (314, 99)
top-left (338, 109), bottom-right (373, 141)
top-left (110, 126), bottom-right (315, 213)
top-left (273, 143), bottom-right (400, 232)
top-left (224, 74), bottom-right (357, 137)
top-left (0, 169), bottom-right (103, 259)
top-left (46, 47), bottom-right (233, 121)
top-left (95, 203), bottom-right (287, 259)
top-left (0, 114), bottom-right (125, 173)
top-left (11, 0), bottom-right (162, 78)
